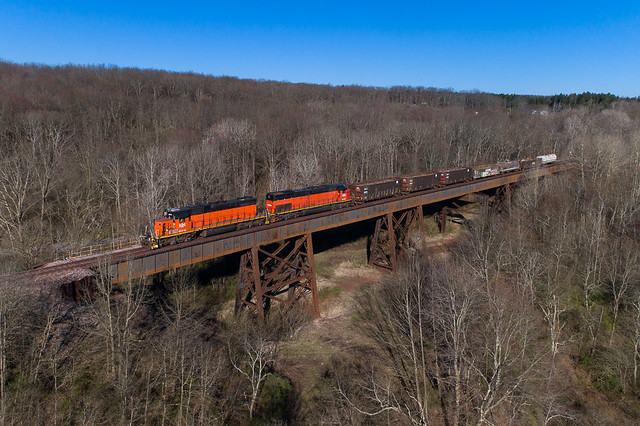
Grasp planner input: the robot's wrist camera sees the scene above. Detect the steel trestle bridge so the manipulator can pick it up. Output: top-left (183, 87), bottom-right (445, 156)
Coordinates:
top-left (17, 161), bottom-right (573, 317)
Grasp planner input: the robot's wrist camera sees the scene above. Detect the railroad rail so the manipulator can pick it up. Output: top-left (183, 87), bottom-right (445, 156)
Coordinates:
top-left (12, 160), bottom-right (572, 315)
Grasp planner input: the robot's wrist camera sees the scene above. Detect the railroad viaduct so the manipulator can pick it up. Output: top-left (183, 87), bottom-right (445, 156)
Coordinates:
top-left (17, 161), bottom-right (573, 318)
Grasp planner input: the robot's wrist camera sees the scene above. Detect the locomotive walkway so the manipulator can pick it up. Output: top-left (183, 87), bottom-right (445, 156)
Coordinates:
top-left (19, 160), bottom-right (573, 317)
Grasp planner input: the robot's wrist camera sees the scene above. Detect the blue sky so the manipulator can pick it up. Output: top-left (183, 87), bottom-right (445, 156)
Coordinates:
top-left (1, 1), bottom-right (639, 96)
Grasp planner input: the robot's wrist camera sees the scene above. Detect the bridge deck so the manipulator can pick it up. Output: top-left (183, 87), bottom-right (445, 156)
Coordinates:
top-left (108, 161), bottom-right (571, 283)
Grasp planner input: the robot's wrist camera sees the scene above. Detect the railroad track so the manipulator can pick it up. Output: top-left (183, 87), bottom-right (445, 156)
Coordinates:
top-left (8, 160), bottom-right (574, 289)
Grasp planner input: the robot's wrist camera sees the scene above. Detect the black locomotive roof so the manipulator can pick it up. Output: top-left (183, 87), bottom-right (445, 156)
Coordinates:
top-left (165, 196), bottom-right (256, 219)
top-left (266, 184), bottom-right (347, 201)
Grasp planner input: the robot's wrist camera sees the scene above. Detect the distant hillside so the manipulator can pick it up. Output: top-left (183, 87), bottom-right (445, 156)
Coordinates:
top-left (1, 61), bottom-right (640, 424)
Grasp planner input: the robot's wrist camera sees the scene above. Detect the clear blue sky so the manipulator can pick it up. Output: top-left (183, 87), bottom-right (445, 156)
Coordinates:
top-left (1, 1), bottom-right (639, 97)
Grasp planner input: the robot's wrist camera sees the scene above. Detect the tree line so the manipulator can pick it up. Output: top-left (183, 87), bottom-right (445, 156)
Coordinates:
top-left (0, 61), bottom-right (638, 423)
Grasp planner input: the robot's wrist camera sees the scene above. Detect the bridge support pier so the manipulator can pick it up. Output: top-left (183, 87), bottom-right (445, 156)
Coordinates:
top-left (235, 233), bottom-right (319, 320)
top-left (440, 206), bottom-right (448, 233)
top-left (368, 207), bottom-right (422, 270)
top-left (494, 184), bottom-right (511, 209)
top-left (459, 192), bottom-right (489, 217)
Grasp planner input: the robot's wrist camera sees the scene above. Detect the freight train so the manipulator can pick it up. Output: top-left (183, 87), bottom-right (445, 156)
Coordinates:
top-left (148, 154), bottom-right (557, 248)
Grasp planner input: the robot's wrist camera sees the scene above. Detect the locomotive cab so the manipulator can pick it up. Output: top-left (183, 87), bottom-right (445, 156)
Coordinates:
top-left (150, 207), bottom-right (191, 248)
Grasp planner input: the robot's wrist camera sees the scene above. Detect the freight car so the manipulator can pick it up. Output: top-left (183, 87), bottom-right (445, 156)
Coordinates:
top-left (150, 197), bottom-right (259, 249)
top-left (472, 164), bottom-right (499, 179)
top-left (349, 178), bottom-right (402, 202)
top-left (520, 158), bottom-right (538, 169)
top-left (497, 160), bottom-right (520, 173)
top-left (402, 172), bottom-right (440, 193)
top-left (439, 167), bottom-right (473, 185)
top-left (537, 154), bottom-right (557, 164)
top-left (521, 154), bottom-right (558, 170)
top-left (266, 184), bottom-right (351, 220)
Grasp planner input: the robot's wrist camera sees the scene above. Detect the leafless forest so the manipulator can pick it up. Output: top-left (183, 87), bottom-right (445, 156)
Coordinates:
top-left (1, 62), bottom-right (640, 424)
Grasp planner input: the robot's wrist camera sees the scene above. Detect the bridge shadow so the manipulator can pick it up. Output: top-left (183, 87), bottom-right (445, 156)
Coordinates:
top-left (312, 219), bottom-right (377, 254)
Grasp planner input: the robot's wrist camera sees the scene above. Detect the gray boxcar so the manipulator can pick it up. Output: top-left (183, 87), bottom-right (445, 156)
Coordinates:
top-left (402, 172), bottom-right (440, 192)
top-left (349, 178), bottom-right (402, 202)
top-left (497, 160), bottom-right (520, 173)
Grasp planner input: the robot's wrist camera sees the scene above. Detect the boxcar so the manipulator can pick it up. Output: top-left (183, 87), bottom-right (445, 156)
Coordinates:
top-left (520, 158), bottom-right (537, 169)
top-left (266, 184), bottom-right (351, 217)
top-left (472, 164), bottom-right (499, 180)
top-left (402, 172), bottom-right (440, 192)
top-left (439, 167), bottom-right (472, 185)
top-left (349, 178), bottom-right (402, 202)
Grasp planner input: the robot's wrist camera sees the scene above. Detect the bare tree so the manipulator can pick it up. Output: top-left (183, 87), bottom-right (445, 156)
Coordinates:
top-left (605, 240), bottom-right (639, 343)
top-left (539, 294), bottom-right (567, 358)
top-left (350, 257), bottom-right (448, 425)
top-left (0, 286), bottom-right (17, 423)
top-left (632, 295), bottom-right (640, 387)
top-left (24, 115), bottom-right (69, 223)
top-left (101, 154), bottom-right (127, 230)
top-left (430, 259), bottom-right (478, 425)
top-left (0, 153), bottom-right (37, 261)
top-left (577, 196), bottom-right (606, 354)
top-left (205, 118), bottom-right (257, 197)
top-left (228, 319), bottom-right (278, 420)
top-left (471, 287), bottom-right (544, 425)
top-left (84, 263), bottom-right (146, 422)
top-left (134, 146), bottom-right (171, 226)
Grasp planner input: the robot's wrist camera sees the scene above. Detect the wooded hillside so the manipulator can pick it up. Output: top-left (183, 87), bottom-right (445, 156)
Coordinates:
top-left (1, 61), bottom-right (636, 269)
top-left (1, 62), bottom-right (640, 424)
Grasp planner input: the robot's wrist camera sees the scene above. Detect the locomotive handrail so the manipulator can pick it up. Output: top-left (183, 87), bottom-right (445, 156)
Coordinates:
top-left (64, 236), bottom-right (141, 260)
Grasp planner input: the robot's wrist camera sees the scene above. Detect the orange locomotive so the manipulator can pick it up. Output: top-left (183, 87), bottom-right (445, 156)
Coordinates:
top-left (150, 197), bottom-right (259, 249)
top-left (150, 185), bottom-right (351, 248)
top-left (266, 184), bottom-right (351, 220)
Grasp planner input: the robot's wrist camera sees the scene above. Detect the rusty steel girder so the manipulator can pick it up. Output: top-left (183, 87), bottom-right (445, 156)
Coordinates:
top-left (235, 233), bottom-right (319, 319)
top-left (493, 184), bottom-right (512, 210)
top-left (368, 207), bottom-right (422, 270)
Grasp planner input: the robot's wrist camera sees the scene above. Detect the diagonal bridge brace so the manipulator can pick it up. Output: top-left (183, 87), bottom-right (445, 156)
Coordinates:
top-left (235, 233), bottom-right (319, 320)
top-left (368, 206), bottom-right (423, 270)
